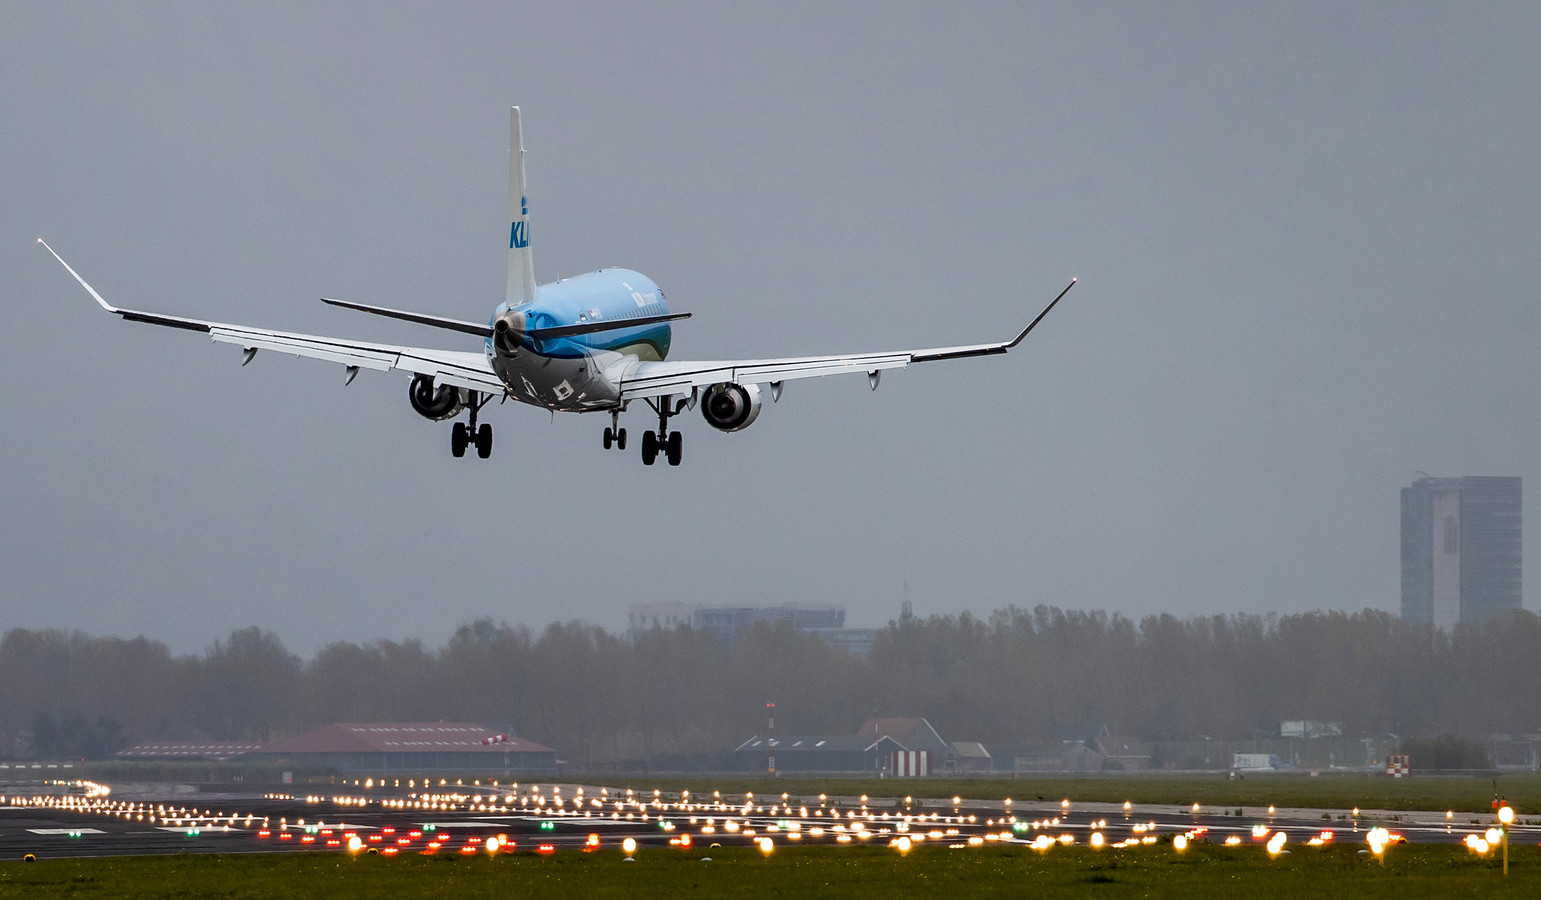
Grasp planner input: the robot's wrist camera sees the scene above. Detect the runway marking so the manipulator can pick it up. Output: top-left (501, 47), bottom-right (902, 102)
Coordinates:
top-left (28, 828), bottom-right (105, 834)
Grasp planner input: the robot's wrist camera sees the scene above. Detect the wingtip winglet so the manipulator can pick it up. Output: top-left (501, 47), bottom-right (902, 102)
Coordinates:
top-left (37, 238), bottom-right (120, 314)
top-left (1005, 278), bottom-right (1078, 349)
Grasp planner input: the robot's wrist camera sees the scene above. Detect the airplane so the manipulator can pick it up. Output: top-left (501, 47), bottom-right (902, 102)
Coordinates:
top-left (40, 108), bottom-right (1075, 466)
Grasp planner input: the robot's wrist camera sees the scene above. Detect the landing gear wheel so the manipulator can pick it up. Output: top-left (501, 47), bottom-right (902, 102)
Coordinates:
top-left (641, 430), bottom-right (658, 466)
top-left (666, 431), bottom-right (683, 466)
top-left (451, 422), bottom-right (469, 458)
top-left (475, 423), bottom-right (493, 459)
top-left (616, 427), bottom-right (627, 450)
top-left (603, 427), bottom-right (614, 450)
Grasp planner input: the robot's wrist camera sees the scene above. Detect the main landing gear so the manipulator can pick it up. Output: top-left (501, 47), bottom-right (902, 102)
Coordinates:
top-left (451, 393), bottom-right (493, 459)
top-left (623, 396), bottom-right (684, 466)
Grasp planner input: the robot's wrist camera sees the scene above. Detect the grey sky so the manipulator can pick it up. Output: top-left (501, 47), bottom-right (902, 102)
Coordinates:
top-left (2, 2), bottom-right (1538, 656)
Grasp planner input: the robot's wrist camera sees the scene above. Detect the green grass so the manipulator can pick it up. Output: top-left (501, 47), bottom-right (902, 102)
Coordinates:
top-left (3, 844), bottom-right (1541, 898)
top-left (636, 772), bottom-right (1541, 815)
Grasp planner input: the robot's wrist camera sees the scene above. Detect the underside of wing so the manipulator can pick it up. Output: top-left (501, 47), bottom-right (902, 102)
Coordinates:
top-left (619, 351), bottom-right (912, 399)
top-left (617, 278), bottom-right (1076, 401)
top-left (208, 325), bottom-right (503, 394)
top-left (40, 240), bottom-right (502, 395)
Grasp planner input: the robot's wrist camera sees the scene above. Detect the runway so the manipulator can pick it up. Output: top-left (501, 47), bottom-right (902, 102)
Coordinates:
top-left (2, 777), bottom-right (1531, 861)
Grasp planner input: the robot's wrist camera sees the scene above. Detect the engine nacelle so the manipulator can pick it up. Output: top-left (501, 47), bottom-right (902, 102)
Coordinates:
top-left (408, 374), bottom-right (464, 421)
top-left (701, 382), bottom-right (762, 432)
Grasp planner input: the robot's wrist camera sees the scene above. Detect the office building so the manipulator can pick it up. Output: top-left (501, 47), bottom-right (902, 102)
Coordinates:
top-left (1401, 476), bottom-right (1521, 625)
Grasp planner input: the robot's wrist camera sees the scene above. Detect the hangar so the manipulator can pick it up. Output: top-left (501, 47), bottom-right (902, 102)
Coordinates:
top-left (251, 722), bottom-right (556, 775)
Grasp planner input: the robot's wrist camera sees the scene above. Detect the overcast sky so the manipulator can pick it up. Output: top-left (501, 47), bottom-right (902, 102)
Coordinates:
top-left (3, 2), bottom-right (1538, 656)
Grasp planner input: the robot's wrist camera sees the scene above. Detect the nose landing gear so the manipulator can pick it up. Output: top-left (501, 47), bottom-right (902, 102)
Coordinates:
top-left (602, 410), bottom-right (628, 451)
top-left (450, 393), bottom-right (493, 459)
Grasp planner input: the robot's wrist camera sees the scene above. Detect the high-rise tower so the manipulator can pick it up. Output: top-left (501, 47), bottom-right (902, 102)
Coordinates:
top-left (1401, 476), bottom-right (1522, 625)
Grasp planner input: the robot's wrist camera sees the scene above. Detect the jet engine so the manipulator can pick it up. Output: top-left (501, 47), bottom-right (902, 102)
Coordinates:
top-left (491, 309), bottom-right (527, 356)
top-left (408, 373), bottom-right (464, 421)
top-left (700, 382), bottom-right (762, 432)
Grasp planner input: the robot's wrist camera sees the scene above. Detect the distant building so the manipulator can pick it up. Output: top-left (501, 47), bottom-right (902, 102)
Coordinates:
top-left (950, 741), bottom-right (994, 773)
top-left (733, 717), bottom-right (960, 773)
top-left (1280, 720), bottom-right (1342, 739)
top-left (1401, 476), bottom-right (1522, 625)
top-left (1098, 734), bottom-right (1152, 772)
top-left (117, 741), bottom-right (266, 762)
top-left (732, 734), bottom-right (901, 773)
top-left (805, 627), bottom-right (880, 657)
top-left (626, 602), bottom-right (878, 655)
top-left (252, 723), bottom-right (556, 774)
top-left (855, 718), bottom-right (949, 756)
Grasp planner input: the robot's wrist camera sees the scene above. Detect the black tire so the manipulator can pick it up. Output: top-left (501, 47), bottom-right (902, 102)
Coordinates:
top-left (616, 427), bottom-right (627, 450)
top-left (451, 422), bottom-right (468, 458)
top-left (641, 430), bottom-right (657, 466)
top-left (476, 423), bottom-right (493, 459)
top-left (603, 427), bottom-right (614, 450)
top-left (667, 431), bottom-right (683, 466)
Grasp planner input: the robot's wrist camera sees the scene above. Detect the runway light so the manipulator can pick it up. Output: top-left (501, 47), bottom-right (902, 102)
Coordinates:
top-left (1485, 827), bottom-right (1502, 845)
top-left (1090, 832), bottom-right (1105, 848)
top-left (622, 837), bottom-right (637, 855)
top-left (1267, 831), bottom-right (1287, 855)
top-left (347, 835), bottom-right (363, 853)
top-left (758, 837), bottom-right (774, 854)
top-left (1173, 835), bottom-right (1188, 852)
top-left (1499, 805), bottom-right (1515, 825)
top-left (893, 836), bottom-right (912, 854)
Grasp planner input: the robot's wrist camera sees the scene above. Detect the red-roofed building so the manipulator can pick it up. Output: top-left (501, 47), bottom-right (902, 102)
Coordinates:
top-left (253, 723), bottom-right (556, 774)
top-left (855, 718), bottom-right (949, 755)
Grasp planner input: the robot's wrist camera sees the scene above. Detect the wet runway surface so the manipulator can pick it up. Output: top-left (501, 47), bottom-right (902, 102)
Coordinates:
top-left (2, 778), bottom-right (1534, 861)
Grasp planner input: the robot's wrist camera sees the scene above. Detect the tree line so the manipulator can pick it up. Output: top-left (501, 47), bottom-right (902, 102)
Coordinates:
top-left (3, 607), bottom-right (1538, 763)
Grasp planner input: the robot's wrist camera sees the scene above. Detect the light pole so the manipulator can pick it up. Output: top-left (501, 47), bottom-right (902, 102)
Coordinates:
top-left (766, 703), bottom-right (776, 777)
top-left (1498, 804), bottom-right (1514, 876)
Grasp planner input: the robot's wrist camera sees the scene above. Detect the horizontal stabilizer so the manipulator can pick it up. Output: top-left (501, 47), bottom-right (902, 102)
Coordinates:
top-left (321, 297), bottom-right (493, 337)
top-left (527, 311), bottom-right (690, 341)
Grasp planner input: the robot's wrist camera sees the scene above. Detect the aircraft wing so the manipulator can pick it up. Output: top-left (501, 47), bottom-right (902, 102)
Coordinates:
top-left (619, 278), bottom-right (1076, 401)
top-left (39, 240), bottom-right (503, 395)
